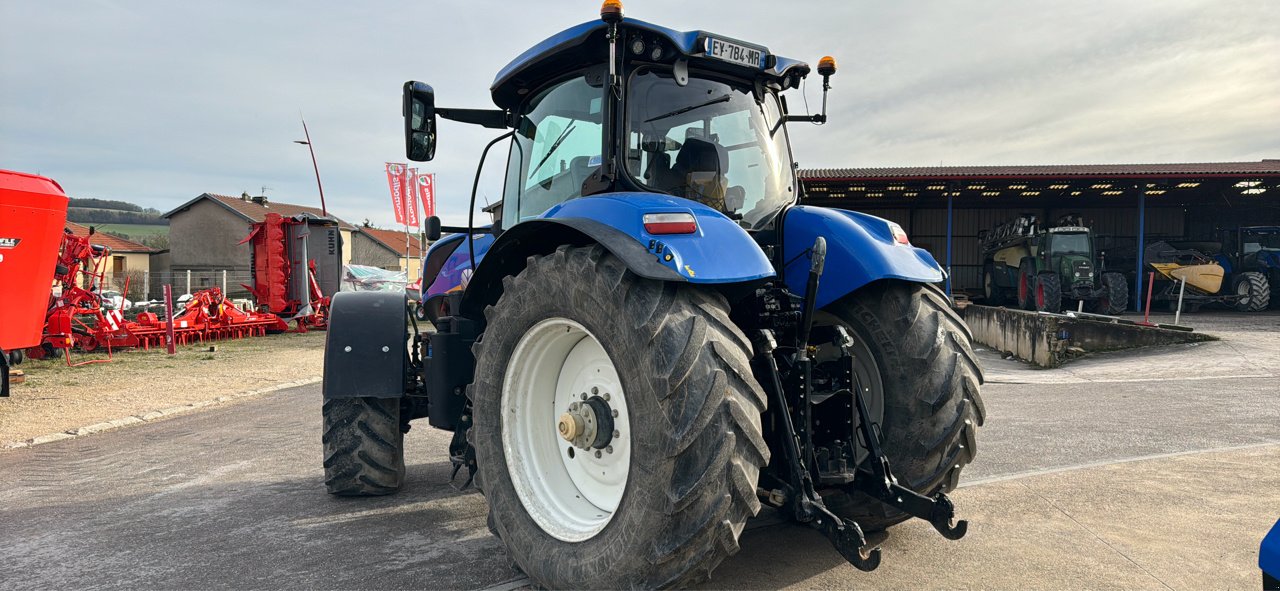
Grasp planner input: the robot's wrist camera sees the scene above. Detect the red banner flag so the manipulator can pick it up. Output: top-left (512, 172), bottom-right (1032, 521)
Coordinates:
top-left (385, 163), bottom-right (407, 225)
top-left (405, 168), bottom-right (421, 228)
top-left (417, 173), bottom-right (435, 219)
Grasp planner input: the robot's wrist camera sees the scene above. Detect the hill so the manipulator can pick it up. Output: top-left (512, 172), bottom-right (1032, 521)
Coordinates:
top-left (67, 197), bottom-right (166, 227)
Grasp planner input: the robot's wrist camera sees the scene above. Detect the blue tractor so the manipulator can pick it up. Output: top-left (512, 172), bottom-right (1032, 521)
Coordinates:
top-left (322, 3), bottom-right (984, 587)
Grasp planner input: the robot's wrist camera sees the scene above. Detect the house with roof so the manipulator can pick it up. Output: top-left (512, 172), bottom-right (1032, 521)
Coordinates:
top-left (65, 222), bottom-right (155, 292)
top-left (162, 192), bottom-right (356, 294)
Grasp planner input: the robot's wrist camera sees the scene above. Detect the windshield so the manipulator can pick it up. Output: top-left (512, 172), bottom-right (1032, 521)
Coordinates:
top-left (1242, 229), bottom-right (1280, 253)
top-left (1049, 232), bottom-right (1091, 255)
top-left (625, 67), bottom-right (795, 228)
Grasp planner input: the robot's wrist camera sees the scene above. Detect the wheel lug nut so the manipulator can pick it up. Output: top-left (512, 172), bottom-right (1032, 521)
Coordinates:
top-left (612, 410), bottom-right (619, 418)
top-left (605, 446), bottom-right (613, 454)
top-left (580, 393), bottom-right (587, 401)
top-left (603, 393), bottom-right (610, 401)
top-left (591, 386), bottom-right (599, 395)
top-left (594, 450), bottom-right (602, 458)
top-left (613, 430), bottom-right (620, 439)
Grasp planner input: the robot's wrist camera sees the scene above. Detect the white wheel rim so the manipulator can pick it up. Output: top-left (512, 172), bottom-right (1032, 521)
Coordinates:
top-left (501, 318), bottom-right (631, 542)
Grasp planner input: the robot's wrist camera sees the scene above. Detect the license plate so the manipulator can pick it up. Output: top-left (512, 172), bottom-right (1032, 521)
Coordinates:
top-left (703, 36), bottom-right (767, 69)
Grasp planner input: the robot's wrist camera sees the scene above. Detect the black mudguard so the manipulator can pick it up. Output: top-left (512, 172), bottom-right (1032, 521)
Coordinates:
top-left (323, 291), bottom-right (408, 400)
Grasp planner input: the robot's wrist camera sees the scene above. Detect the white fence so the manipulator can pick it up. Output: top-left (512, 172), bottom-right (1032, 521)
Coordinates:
top-left (102, 270), bottom-right (255, 303)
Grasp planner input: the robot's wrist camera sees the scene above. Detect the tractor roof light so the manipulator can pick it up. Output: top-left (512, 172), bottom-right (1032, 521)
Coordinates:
top-left (888, 222), bottom-right (910, 245)
top-left (601, 0), bottom-right (623, 23)
top-left (817, 56), bottom-right (837, 77)
top-left (643, 212), bottom-right (697, 235)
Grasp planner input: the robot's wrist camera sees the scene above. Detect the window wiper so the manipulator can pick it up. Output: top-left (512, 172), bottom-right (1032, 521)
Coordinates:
top-left (530, 124), bottom-right (576, 176)
top-left (644, 94), bottom-right (731, 123)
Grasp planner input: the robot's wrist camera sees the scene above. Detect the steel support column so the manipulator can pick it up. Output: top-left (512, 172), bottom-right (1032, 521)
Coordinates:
top-left (1134, 184), bottom-right (1145, 312)
top-left (945, 189), bottom-right (954, 300)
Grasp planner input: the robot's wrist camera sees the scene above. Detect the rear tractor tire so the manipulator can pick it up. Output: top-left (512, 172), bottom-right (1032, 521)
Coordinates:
top-left (817, 281), bottom-right (985, 532)
top-left (1093, 272), bottom-right (1129, 315)
top-left (322, 397), bottom-right (406, 496)
top-left (1234, 272), bottom-right (1271, 312)
top-left (469, 245), bottom-right (767, 589)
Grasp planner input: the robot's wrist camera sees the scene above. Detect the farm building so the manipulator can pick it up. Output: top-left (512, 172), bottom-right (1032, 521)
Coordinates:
top-left (65, 222), bottom-right (154, 292)
top-left (162, 192), bottom-right (355, 294)
top-left (799, 160), bottom-right (1280, 307)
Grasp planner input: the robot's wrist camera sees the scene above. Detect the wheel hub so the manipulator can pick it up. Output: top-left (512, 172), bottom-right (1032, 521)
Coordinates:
top-left (556, 396), bottom-right (615, 450)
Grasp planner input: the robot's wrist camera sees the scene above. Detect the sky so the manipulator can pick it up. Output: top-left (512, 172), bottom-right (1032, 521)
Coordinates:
top-left (2, 0), bottom-right (1277, 228)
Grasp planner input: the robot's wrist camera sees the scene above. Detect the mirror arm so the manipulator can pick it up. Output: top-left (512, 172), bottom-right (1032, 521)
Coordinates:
top-left (437, 108), bottom-right (508, 129)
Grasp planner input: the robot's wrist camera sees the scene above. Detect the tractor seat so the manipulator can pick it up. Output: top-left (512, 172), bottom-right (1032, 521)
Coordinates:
top-left (672, 138), bottom-right (728, 211)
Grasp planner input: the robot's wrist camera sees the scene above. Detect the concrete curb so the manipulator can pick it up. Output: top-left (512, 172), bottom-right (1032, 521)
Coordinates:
top-left (1, 376), bottom-right (321, 451)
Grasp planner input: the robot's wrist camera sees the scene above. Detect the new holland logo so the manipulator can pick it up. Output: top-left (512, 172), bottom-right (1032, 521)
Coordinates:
top-left (0, 238), bottom-right (19, 249)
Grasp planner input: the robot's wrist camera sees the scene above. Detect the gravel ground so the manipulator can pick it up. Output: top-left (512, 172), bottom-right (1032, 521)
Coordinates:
top-left (1, 330), bottom-right (325, 445)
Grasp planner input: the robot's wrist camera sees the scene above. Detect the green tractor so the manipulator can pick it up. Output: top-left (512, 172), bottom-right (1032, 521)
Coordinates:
top-left (981, 214), bottom-right (1128, 314)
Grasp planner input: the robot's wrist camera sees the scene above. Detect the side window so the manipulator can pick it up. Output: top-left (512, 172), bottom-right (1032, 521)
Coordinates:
top-left (505, 76), bottom-right (603, 221)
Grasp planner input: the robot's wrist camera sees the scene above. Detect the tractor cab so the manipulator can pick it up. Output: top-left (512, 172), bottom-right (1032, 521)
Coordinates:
top-left (404, 5), bottom-right (831, 234)
top-left (1042, 226), bottom-right (1096, 288)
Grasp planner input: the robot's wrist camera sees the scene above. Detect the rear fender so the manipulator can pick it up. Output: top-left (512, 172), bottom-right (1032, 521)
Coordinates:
top-left (783, 206), bottom-right (944, 309)
top-left (460, 192), bottom-right (774, 317)
top-left (323, 291), bottom-right (407, 399)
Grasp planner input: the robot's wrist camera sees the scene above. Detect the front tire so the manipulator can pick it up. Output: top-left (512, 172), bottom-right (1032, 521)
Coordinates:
top-left (1234, 272), bottom-right (1271, 312)
top-left (470, 245), bottom-right (768, 589)
top-left (322, 397), bottom-right (406, 496)
top-left (819, 282), bottom-right (985, 532)
top-left (1035, 272), bottom-right (1063, 313)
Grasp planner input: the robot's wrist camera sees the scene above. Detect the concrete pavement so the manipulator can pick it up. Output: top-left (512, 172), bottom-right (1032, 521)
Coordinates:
top-left (1, 312), bottom-right (1276, 589)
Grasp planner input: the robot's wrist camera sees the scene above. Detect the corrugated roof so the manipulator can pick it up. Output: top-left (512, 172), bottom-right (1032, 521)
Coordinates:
top-left (163, 193), bottom-right (354, 230)
top-left (360, 227), bottom-right (424, 258)
top-left (800, 160), bottom-right (1280, 181)
top-left (66, 222), bottom-right (155, 253)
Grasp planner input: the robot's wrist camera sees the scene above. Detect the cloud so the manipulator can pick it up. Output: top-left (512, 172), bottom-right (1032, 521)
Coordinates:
top-left (1, 0), bottom-right (1275, 229)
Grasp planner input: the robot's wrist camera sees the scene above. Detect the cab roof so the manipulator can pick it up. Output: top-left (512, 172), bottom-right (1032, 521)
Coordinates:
top-left (490, 17), bottom-right (810, 110)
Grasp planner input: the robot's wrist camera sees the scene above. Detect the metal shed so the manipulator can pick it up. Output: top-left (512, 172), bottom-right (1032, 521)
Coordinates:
top-left (799, 160), bottom-right (1280, 309)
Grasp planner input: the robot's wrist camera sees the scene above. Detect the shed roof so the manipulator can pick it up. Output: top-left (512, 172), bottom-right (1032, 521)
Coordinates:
top-left (66, 222), bottom-right (154, 253)
top-left (800, 160), bottom-right (1280, 182)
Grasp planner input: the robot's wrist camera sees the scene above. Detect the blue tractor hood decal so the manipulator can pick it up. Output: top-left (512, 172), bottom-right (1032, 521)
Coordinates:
top-left (783, 206), bottom-right (944, 309)
top-left (541, 193), bottom-right (775, 283)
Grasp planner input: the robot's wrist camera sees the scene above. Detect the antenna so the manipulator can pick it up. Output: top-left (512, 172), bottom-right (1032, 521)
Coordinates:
top-left (260, 186), bottom-right (272, 195)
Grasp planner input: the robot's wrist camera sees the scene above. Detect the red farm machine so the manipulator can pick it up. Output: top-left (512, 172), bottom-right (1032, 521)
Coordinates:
top-left (240, 212), bottom-right (343, 331)
top-left (22, 228), bottom-right (289, 364)
top-left (0, 170), bottom-right (69, 396)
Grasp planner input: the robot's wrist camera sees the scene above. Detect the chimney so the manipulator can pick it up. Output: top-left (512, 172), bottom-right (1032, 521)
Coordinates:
top-left (241, 192), bottom-right (251, 201)
top-left (252, 195), bottom-right (269, 206)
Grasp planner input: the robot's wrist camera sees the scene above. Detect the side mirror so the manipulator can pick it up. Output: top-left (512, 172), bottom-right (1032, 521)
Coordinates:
top-left (425, 216), bottom-right (441, 242)
top-left (403, 81), bottom-right (437, 162)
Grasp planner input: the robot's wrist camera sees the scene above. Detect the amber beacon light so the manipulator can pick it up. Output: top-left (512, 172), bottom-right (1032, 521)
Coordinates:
top-left (818, 55), bottom-right (837, 77)
top-left (601, 0), bottom-right (624, 22)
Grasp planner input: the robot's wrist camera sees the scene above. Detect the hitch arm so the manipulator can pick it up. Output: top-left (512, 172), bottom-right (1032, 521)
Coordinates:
top-left (752, 329), bottom-right (881, 572)
top-left (840, 329), bottom-right (968, 540)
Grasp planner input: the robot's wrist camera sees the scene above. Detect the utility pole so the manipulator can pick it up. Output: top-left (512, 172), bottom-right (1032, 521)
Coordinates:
top-left (294, 116), bottom-right (328, 217)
